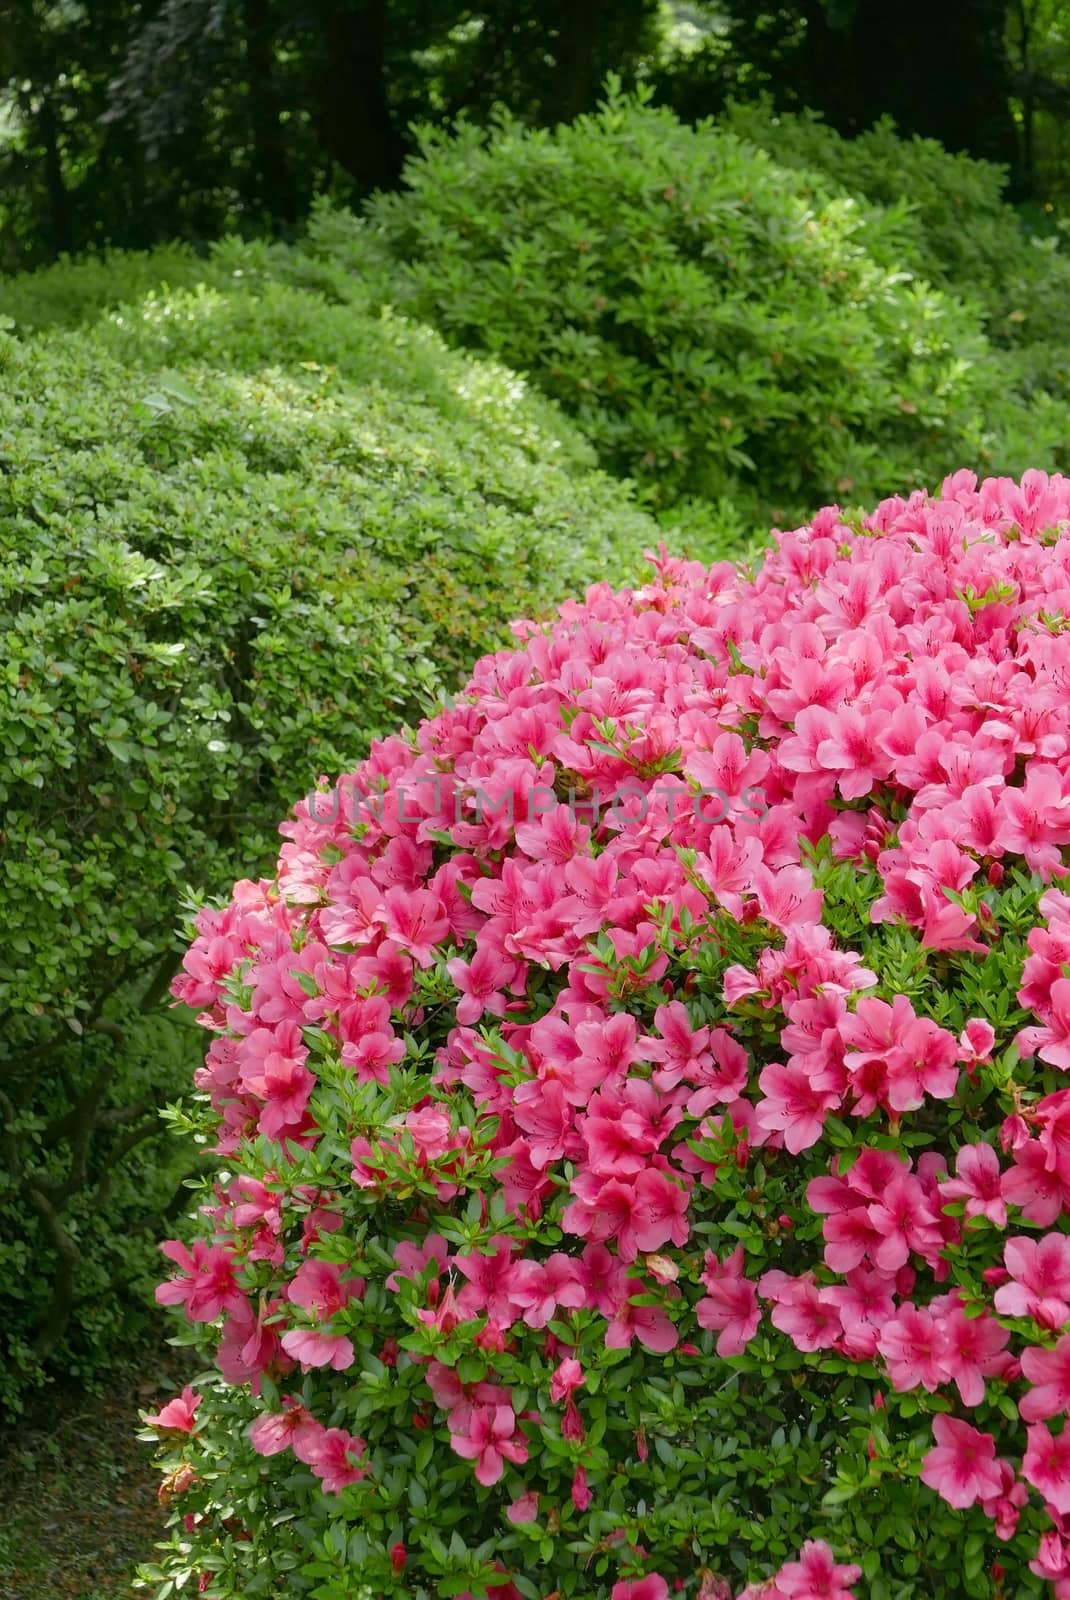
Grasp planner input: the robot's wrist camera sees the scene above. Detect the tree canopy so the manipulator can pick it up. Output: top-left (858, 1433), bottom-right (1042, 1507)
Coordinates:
top-left (2, 1), bottom-right (1070, 271)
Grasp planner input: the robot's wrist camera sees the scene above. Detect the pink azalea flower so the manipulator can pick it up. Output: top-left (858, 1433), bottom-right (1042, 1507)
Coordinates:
top-left (695, 1247), bottom-right (761, 1356)
top-left (1021, 1335), bottom-right (1070, 1421)
top-left (959, 1018), bottom-right (996, 1062)
top-left (509, 1253), bottom-right (585, 1329)
top-left (340, 1028), bottom-right (405, 1083)
top-left (1023, 1421), bottom-right (1070, 1513)
top-left (885, 1017), bottom-right (959, 1112)
top-left (295, 1422), bottom-right (367, 1493)
top-left (1000, 1136), bottom-right (1070, 1225)
top-left (514, 1078), bottom-right (574, 1170)
top-left (865, 1174), bottom-right (942, 1273)
top-left (1030, 1527), bottom-right (1070, 1584)
top-left (239, 1021), bottom-right (316, 1140)
top-left (286, 1258), bottom-right (361, 1319)
top-left (640, 999), bottom-right (712, 1089)
top-left (574, 1242), bottom-right (630, 1316)
top-left (994, 1234), bottom-right (1070, 1328)
top-left (940, 1299), bottom-right (1010, 1406)
top-left (449, 1404), bottom-right (528, 1486)
top-left (751, 863), bottom-right (823, 930)
top-left (549, 1357), bottom-right (585, 1403)
top-left (764, 1276), bottom-right (840, 1353)
top-left (940, 1141), bottom-right (1007, 1227)
top-left (382, 886), bottom-right (449, 967)
top-left (919, 1415), bottom-right (1003, 1509)
top-left (995, 764), bottom-right (1070, 874)
top-left (143, 1385), bottom-right (201, 1434)
top-left (980, 1457), bottom-right (1028, 1542)
top-left (156, 1240), bottom-right (245, 1323)
top-left (506, 1492), bottom-right (540, 1525)
top-left (877, 1304), bottom-right (950, 1393)
top-left (610, 1580), bottom-right (670, 1600)
top-left (1022, 977), bottom-right (1070, 1070)
top-left (446, 946), bottom-right (522, 1025)
top-left (248, 1397), bottom-right (317, 1457)
top-left (774, 1538), bottom-right (861, 1599)
top-left (279, 1326), bottom-right (355, 1371)
top-left (605, 1294), bottom-right (679, 1354)
top-left (631, 1167), bottom-right (691, 1253)
top-left (823, 1267), bottom-right (896, 1358)
top-left (756, 1062), bottom-right (839, 1153)
top-left (454, 1237), bottom-right (521, 1324)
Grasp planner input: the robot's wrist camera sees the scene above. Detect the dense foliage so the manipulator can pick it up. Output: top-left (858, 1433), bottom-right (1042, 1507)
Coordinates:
top-left (4, 0), bottom-right (1070, 271)
top-left (664, 0), bottom-right (1018, 169)
top-left (0, 0), bottom-right (665, 270)
top-left (148, 470), bottom-right (1070, 1599)
top-left (718, 102), bottom-right (1070, 399)
top-left (0, 264), bottom-right (656, 1411)
top-left (366, 90), bottom-right (1069, 521)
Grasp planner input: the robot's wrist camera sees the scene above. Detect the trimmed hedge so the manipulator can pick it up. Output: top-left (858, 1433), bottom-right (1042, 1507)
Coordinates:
top-left (0, 234), bottom-right (371, 337)
top-left (0, 271), bottom-right (659, 1411)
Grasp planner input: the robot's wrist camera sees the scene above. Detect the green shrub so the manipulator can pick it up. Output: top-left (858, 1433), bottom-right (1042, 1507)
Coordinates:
top-left (0, 275), bottom-right (659, 1411)
top-left (718, 102), bottom-right (1070, 389)
top-left (0, 243), bottom-right (212, 334)
top-left (0, 1008), bottom-right (203, 1406)
top-left (141, 470), bottom-right (1070, 1600)
top-left (362, 85), bottom-right (1063, 521)
top-left (0, 233), bottom-right (382, 337)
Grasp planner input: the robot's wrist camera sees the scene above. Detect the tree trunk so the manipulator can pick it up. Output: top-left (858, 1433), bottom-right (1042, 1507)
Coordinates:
top-left (242, 0), bottom-right (296, 221)
top-left (1012, 0), bottom-right (1035, 196)
top-left (543, 0), bottom-right (653, 127)
top-left (543, 0), bottom-right (610, 125)
top-left (848, 0), bottom-right (1017, 167)
top-left (311, 0), bottom-right (405, 198)
top-left (38, 93), bottom-right (75, 258)
top-left (797, 1), bottom-right (859, 130)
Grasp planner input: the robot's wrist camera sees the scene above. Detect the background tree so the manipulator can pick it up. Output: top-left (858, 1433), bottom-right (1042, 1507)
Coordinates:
top-left (5, 0), bottom-right (1070, 268)
top-left (653, 1), bottom-right (1019, 169)
top-left (1006, 0), bottom-right (1070, 198)
top-left (0, 0), bottom-right (663, 268)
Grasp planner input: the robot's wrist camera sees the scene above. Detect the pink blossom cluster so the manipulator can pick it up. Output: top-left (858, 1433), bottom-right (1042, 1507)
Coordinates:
top-left (155, 471), bottom-right (1070, 1597)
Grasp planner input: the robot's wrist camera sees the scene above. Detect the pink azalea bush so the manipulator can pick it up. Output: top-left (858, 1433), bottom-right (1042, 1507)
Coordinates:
top-left (146, 469), bottom-right (1070, 1600)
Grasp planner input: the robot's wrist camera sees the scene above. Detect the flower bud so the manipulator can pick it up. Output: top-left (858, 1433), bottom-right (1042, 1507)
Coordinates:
top-left (475, 1322), bottom-right (507, 1354)
top-left (645, 1252), bottom-right (680, 1284)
